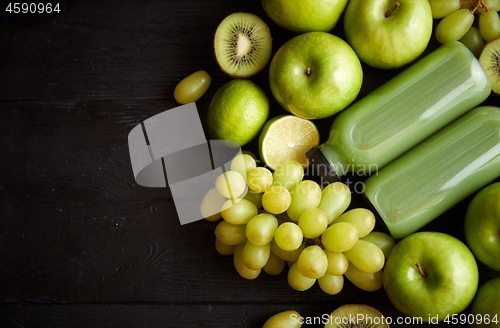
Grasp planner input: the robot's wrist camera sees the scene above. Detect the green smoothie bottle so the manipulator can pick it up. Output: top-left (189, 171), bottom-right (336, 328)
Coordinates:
top-left (307, 41), bottom-right (490, 181)
top-left (364, 106), bottom-right (500, 239)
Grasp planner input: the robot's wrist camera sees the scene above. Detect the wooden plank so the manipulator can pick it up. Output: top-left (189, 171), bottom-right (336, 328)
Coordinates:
top-left (0, 303), bottom-right (464, 328)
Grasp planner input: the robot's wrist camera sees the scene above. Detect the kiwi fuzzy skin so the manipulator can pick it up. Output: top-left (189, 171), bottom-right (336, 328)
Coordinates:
top-left (212, 12), bottom-right (272, 78)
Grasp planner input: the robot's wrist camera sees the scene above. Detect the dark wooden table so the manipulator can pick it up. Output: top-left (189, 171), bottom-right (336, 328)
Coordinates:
top-left (1, 1), bottom-right (499, 327)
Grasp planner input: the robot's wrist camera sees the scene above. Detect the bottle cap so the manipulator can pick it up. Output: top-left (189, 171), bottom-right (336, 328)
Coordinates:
top-left (306, 146), bottom-right (339, 184)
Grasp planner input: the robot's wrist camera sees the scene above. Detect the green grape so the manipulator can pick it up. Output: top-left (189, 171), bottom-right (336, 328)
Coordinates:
top-left (297, 245), bottom-right (328, 279)
top-left (262, 186), bottom-right (292, 214)
top-left (334, 208), bottom-right (375, 238)
top-left (287, 180), bottom-right (322, 221)
top-left (272, 160), bottom-right (304, 191)
top-left (242, 150), bottom-right (257, 159)
top-left (344, 262), bottom-right (383, 292)
top-left (435, 9), bottom-right (475, 44)
top-left (476, 0), bottom-right (500, 13)
top-left (429, 0), bottom-right (460, 18)
top-left (247, 167), bottom-right (273, 192)
top-left (200, 188), bottom-right (226, 222)
top-left (215, 221), bottom-right (247, 245)
top-left (221, 198), bottom-right (257, 225)
top-left (263, 310), bottom-right (303, 328)
top-left (318, 273), bottom-right (344, 295)
top-left (243, 190), bottom-right (263, 209)
top-left (480, 10), bottom-right (500, 41)
top-left (362, 231), bottom-right (396, 260)
top-left (318, 182), bottom-right (351, 224)
top-left (275, 222), bottom-right (304, 251)
top-left (321, 222), bottom-right (359, 252)
top-left (298, 208), bottom-right (328, 238)
top-left (246, 213), bottom-right (278, 245)
top-left (243, 241), bottom-right (271, 270)
top-left (288, 262), bottom-right (316, 291)
top-left (215, 238), bottom-right (234, 256)
top-left (263, 251), bottom-right (286, 275)
top-left (215, 171), bottom-right (246, 198)
top-left (270, 239), bottom-right (303, 262)
top-left (325, 250), bottom-right (349, 275)
top-left (231, 154), bottom-right (257, 181)
top-left (460, 27), bottom-right (485, 57)
top-left (344, 240), bottom-right (385, 273)
top-left (234, 244), bottom-right (261, 280)
top-left (173, 70), bottom-right (211, 104)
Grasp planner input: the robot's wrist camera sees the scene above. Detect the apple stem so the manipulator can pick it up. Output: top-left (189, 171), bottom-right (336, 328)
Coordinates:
top-left (415, 263), bottom-right (428, 278)
top-left (386, 2), bottom-right (400, 17)
top-left (306, 67), bottom-right (312, 76)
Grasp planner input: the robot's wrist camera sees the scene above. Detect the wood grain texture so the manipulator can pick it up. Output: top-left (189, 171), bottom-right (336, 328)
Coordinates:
top-left (1, 0), bottom-right (500, 327)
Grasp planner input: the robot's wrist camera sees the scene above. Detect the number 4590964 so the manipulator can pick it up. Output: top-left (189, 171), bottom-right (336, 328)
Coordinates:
top-left (6, 3), bottom-right (61, 14)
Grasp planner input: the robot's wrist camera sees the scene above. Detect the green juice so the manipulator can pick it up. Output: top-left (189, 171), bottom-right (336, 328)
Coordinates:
top-left (365, 106), bottom-right (500, 239)
top-left (307, 41), bottom-right (490, 180)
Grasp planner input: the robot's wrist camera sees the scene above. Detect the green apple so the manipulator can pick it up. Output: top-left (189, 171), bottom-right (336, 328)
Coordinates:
top-left (470, 277), bottom-right (500, 328)
top-left (261, 0), bottom-right (348, 33)
top-left (383, 232), bottom-right (478, 322)
top-left (464, 182), bottom-right (500, 271)
top-left (343, 0), bottom-right (433, 69)
top-left (268, 32), bottom-right (363, 120)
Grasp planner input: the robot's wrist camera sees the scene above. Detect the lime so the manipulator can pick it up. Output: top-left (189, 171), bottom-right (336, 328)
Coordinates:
top-left (258, 115), bottom-right (319, 170)
top-left (207, 79), bottom-right (269, 146)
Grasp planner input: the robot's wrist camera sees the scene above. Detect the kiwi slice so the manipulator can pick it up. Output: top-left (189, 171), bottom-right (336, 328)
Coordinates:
top-left (479, 37), bottom-right (500, 94)
top-left (324, 304), bottom-right (389, 328)
top-left (214, 13), bottom-right (272, 78)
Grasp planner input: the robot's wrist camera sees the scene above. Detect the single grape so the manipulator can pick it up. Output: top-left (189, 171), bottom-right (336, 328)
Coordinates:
top-left (173, 70), bottom-right (211, 104)
top-left (231, 154), bottom-right (257, 181)
top-left (215, 238), bottom-right (234, 256)
top-left (246, 213), bottom-right (278, 245)
top-left (344, 240), bottom-right (385, 273)
top-left (275, 222), bottom-right (304, 251)
top-left (243, 190), bottom-right (263, 209)
top-left (318, 182), bottom-right (351, 224)
top-left (272, 160), bottom-right (304, 191)
top-left (263, 310), bottom-right (303, 328)
top-left (362, 231), bottom-right (396, 260)
top-left (298, 208), bottom-right (328, 238)
top-left (263, 251), bottom-right (286, 275)
top-left (270, 239), bottom-right (303, 262)
top-left (321, 222), bottom-right (359, 252)
top-left (344, 262), bottom-right (383, 292)
top-left (429, 0), bottom-right (460, 18)
top-left (200, 188), bottom-right (226, 222)
top-left (221, 198), bottom-right (258, 225)
top-left (262, 186), bottom-right (292, 214)
top-left (247, 167), bottom-right (273, 192)
top-left (325, 250), bottom-right (349, 276)
top-left (318, 273), bottom-right (344, 295)
top-left (234, 244), bottom-right (261, 280)
top-left (479, 10), bottom-right (500, 41)
top-left (287, 180), bottom-right (322, 221)
top-left (460, 27), bottom-right (484, 57)
top-left (288, 262), bottom-right (316, 291)
top-left (215, 171), bottom-right (246, 198)
top-left (243, 241), bottom-right (271, 270)
top-left (215, 221), bottom-right (247, 245)
top-left (435, 9), bottom-right (474, 44)
top-left (297, 245), bottom-right (328, 279)
top-left (334, 208), bottom-right (375, 238)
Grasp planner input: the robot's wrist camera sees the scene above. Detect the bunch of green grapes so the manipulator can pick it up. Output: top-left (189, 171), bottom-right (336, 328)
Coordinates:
top-left (430, 0), bottom-right (500, 57)
top-left (201, 154), bottom-right (398, 294)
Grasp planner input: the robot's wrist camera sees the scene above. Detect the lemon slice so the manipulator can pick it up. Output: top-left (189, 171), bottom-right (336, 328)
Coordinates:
top-left (259, 115), bottom-right (320, 170)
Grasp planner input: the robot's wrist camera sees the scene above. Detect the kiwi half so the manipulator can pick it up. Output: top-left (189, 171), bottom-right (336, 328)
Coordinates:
top-left (479, 37), bottom-right (500, 94)
top-left (214, 13), bottom-right (272, 78)
top-left (324, 304), bottom-right (389, 328)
